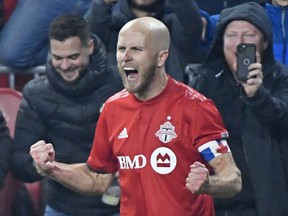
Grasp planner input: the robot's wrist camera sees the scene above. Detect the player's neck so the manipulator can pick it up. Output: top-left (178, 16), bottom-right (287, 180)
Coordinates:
top-left (134, 72), bottom-right (168, 101)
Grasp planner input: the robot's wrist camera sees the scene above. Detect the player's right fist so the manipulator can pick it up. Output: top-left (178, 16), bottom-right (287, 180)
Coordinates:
top-left (30, 140), bottom-right (56, 175)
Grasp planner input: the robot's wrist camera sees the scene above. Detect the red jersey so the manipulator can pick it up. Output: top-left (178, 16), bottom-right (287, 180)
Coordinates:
top-left (87, 77), bottom-right (229, 216)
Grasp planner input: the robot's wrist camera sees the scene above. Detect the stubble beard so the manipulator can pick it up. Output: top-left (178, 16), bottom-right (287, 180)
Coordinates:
top-left (123, 65), bottom-right (157, 99)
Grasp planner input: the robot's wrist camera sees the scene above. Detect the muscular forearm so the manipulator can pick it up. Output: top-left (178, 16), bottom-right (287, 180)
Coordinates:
top-left (204, 167), bottom-right (241, 198)
top-left (203, 154), bottom-right (242, 198)
top-left (186, 154), bottom-right (241, 198)
top-left (41, 162), bottom-right (113, 195)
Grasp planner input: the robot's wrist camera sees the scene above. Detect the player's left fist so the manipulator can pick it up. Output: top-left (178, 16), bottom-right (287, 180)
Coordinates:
top-left (186, 161), bottom-right (209, 194)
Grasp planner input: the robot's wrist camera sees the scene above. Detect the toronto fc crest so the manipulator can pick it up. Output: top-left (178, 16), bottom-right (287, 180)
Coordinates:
top-left (155, 120), bottom-right (177, 143)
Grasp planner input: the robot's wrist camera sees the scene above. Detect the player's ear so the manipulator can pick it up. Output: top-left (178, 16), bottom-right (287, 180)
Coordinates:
top-left (157, 50), bottom-right (169, 67)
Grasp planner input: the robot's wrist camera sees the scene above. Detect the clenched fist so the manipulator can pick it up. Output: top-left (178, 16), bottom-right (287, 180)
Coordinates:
top-left (186, 161), bottom-right (209, 194)
top-left (30, 140), bottom-right (56, 175)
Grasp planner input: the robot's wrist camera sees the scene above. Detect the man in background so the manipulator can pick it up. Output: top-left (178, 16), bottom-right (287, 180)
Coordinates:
top-left (191, 2), bottom-right (288, 215)
top-left (11, 13), bottom-right (122, 216)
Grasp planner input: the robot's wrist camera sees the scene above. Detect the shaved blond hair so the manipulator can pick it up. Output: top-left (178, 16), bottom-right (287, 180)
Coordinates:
top-left (119, 17), bottom-right (170, 52)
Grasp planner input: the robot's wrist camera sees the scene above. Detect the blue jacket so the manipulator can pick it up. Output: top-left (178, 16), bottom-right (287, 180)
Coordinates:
top-left (196, 0), bottom-right (267, 15)
top-left (265, 3), bottom-right (288, 64)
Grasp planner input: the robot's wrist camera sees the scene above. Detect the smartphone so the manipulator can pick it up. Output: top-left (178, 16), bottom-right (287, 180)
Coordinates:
top-left (236, 43), bottom-right (256, 82)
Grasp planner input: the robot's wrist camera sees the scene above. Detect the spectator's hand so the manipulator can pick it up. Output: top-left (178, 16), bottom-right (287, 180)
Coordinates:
top-left (186, 161), bottom-right (209, 194)
top-left (241, 61), bottom-right (263, 98)
top-left (30, 140), bottom-right (55, 175)
top-left (104, 0), bottom-right (118, 5)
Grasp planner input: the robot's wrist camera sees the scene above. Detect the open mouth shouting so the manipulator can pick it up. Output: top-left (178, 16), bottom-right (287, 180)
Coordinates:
top-left (124, 67), bottom-right (139, 81)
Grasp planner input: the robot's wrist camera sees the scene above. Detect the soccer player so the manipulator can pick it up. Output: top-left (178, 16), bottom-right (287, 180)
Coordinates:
top-left (30, 16), bottom-right (242, 216)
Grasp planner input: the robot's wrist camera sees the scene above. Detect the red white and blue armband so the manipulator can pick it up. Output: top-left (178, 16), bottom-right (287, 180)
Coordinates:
top-left (198, 139), bottom-right (231, 162)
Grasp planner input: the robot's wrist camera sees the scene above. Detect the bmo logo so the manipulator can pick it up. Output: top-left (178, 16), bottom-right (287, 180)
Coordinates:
top-left (117, 147), bottom-right (177, 175)
top-left (118, 155), bottom-right (147, 169)
top-left (150, 147), bottom-right (177, 174)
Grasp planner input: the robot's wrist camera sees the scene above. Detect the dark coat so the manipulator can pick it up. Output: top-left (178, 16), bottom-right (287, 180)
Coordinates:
top-left (191, 3), bottom-right (288, 216)
top-left (0, 111), bottom-right (11, 188)
top-left (85, 0), bottom-right (202, 82)
top-left (11, 35), bottom-right (122, 215)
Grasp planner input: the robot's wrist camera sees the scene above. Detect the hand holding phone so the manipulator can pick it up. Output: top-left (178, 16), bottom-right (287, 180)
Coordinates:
top-left (236, 43), bottom-right (256, 82)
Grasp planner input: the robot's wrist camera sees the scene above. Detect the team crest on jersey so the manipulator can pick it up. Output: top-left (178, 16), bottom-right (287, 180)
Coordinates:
top-left (155, 120), bottom-right (177, 143)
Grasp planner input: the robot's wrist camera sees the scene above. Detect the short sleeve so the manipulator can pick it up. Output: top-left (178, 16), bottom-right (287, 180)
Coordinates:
top-left (192, 99), bottom-right (229, 148)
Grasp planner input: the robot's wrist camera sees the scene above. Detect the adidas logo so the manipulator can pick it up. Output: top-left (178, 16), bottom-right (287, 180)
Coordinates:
top-left (118, 127), bottom-right (128, 139)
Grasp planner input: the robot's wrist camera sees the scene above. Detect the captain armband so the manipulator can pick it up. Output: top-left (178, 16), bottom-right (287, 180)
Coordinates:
top-left (197, 139), bottom-right (231, 162)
